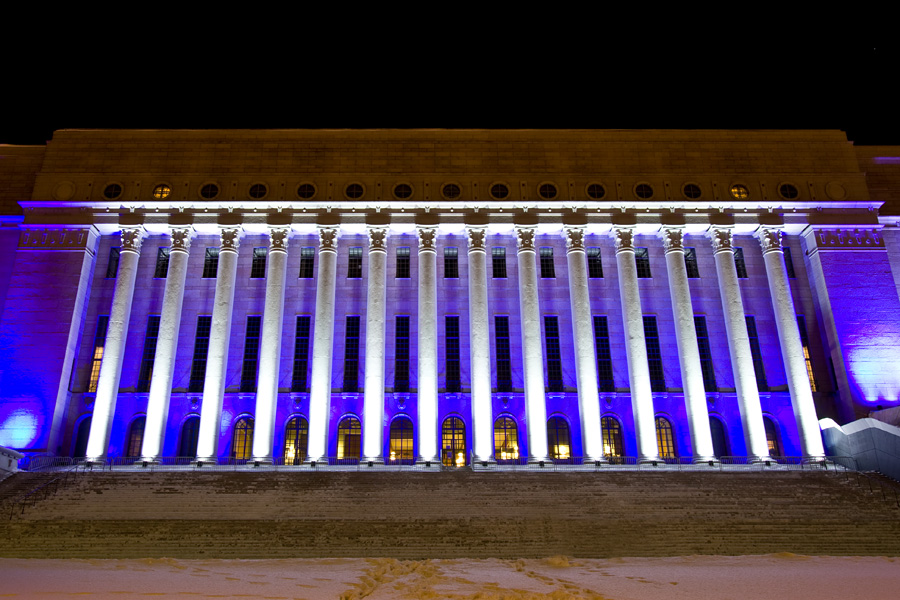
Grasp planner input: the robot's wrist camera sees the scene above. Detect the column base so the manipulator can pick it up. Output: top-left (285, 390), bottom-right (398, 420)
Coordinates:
top-left (416, 457), bottom-right (441, 468)
top-left (748, 455), bottom-right (775, 465)
top-left (363, 456), bottom-right (383, 467)
top-left (249, 456), bottom-right (274, 467)
top-left (638, 456), bottom-right (663, 465)
top-left (692, 456), bottom-right (719, 465)
top-left (193, 456), bottom-right (217, 467)
top-left (527, 456), bottom-right (552, 467)
top-left (801, 455), bottom-right (827, 465)
top-left (138, 457), bottom-right (162, 466)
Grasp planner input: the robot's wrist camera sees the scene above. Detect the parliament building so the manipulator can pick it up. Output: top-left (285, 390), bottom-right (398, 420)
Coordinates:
top-left (2, 129), bottom-right (900, 467)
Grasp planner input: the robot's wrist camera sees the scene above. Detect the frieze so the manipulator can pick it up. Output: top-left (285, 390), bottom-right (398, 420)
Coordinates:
top-left (658, 227), bottom-right (684, 253)
top-left (564, 227), bottom-right (585, 252)
top-left (18, 227), bottom-right (97, 251)
top-left (812, 228), bottom-right (884, 250)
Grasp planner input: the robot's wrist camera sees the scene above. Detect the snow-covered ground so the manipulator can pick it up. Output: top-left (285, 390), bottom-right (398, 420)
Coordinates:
top-left (2, 554), bottom-right (898, 599)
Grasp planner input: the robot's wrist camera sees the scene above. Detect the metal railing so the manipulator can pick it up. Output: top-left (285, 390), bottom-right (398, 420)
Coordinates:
top-left (4, 464), bottom-right (82, 520)
top-left (840, 469), bottom-right (900, 509)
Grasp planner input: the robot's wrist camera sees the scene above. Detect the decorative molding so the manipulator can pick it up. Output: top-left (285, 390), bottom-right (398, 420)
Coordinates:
top-left (516, 226), bottom-right (536, 251)
top-left (707, 227), bottom-right (734, 253)
top-left (564, 226), bottom-right (585, 252)
top-left (18, 227), bottom-right (98, 252)
top-left (658, 227), bottom-right (684, 253)
top-left (417, 226), bottom-right (437, 251)
top-left (466, 226), bottom-right (486, 251)
top-left (219, 226), bottom-right (243, 252)
top-left (120, 226), bottom-right (146, 253)
top-left (611, 227), bottom-right (634, 253)
top-left (169, 226), bottom-right (194, 252)
top-left (318, 226), bottom-right (339, 251)
top-left (367, 226), bottom-right (388, 251)
top-left (268, 226), bottom-right (291, 252)
top-left (811, 228), bottom-right (884, 250)
top-left (754, 227), bottom-right (783, 254)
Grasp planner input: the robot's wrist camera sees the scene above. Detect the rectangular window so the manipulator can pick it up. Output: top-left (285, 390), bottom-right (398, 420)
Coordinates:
top-left (444, 247), bottom-right (459, 278)
top-left (492, 247), bottom-right (507, 278)
top-left (396, 247), bottom-right (410, 278)
top-left (87, 316), bottom-right (109, 393)
top-left (783, 246), bottom-right (796, 278)
top-left (587, 247), bottom-right (603, 278)
top-left (593, 316), bottom-right (614, 392)
top-left (291, 316), bottom-right (312, 392)
top-left (105, 247), bottom-right (120, 278)
top-left (445, 316), bottom-right (461, 392)
top-left (544, 316), bottom-right (563, 392)
top-left (796, 315), bottom-right (818, 392)
top-left (348, 247), bottom-right (362, 278)
top-left (136, 316), bottom-right (161, 393)
top-left (250, 247), bottom-right (267, 278)
top-left (734, 247), bottom-right (748, 278)
top-left (188, 316), bottom-right (212, 393)
top-left (154, 247), bottom-right (170, 278)
top-left (684, 247), bottom-right (700, 278)
top-left (298, 247), bottom-right (315, 278)
top-left (694, 316), bottom-right (716, 392)
top-left (202, 248), bottom-right (219, 278)
top-left (343, 316), bottom-right (361, 392)
top-left (540, 247), bottom-right (556, 278)
top-left (643, 316), bottom-right (665, 392)
top-left (745, 316), bottom-right (768, 391)
top-left (240, 316), bottom-right (262, 392)
top-left (495, 316), bottom-right (512, 392)
top-left (635, 247), bottom-right (652, 278)
top-left (394, 316), bottom-right (410, 392)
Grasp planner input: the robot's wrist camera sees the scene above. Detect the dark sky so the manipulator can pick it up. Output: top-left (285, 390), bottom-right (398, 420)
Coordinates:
top-left (3, 43), bottom-right (895, 146)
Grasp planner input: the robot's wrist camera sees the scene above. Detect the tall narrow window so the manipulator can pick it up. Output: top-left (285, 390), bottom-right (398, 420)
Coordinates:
top-left (643, 316), bottom-right (665, 392)
top-left (202, 248), bottom-right (219, 278)
top-left (348, 247), bottom-right (362, 278)
top-left (396, 246), bottom-right (410, 278)
top-left (601, 416), bottom-right (624, 462)
top-left (587, 247), bottom-right (603, 278)
top-left (125, 417), bottom-right (146, 458)
top-left (694, 316), bottom-right (717, 392)
top-left (441, 416), bottom-right (467, 467)
top-left (547, 416), bottom-right (571, 461)
top-left (544, 316), bottom-right (563, 392)
top-left (394, 316), bottom-right (410, 392)
top-left (593, 316), bottom-right (614, 392)
top-left (783, 246), bottom-right (796, 278)
top-left (684, 247), bottom-right (700, 278)
top-left (284, 416), bottom-right (309, 465)
top-left (240, 316), bottom-right (262, 392)
top-left (136, 316), bottom-right (161, 393)
top-left (291, 316), bottom-right (311, 392)
top-left (188, 316), bottom-right (212, 393)
top-left (178, 416), bottom-right (200, 458)
top-left (389, 416), bottom-right (414, 463)
top-left (764, 416), bottom-right (782, 456)
top-left (444, 247), bottom-right (459, 278)
top-left (796, 315), bottom-right (818, 392)
top-left (540, 247), bottom-right (555, 278)
top-left (87, 316), bottom-right (109, 393)
top-left (231, 417), bottom-right (254, 460)
top-left (635, 247), bottom-right (651, 278)
top-left (154, 247), bottom-right (170, 278)
top-left (733, 247), bottom-right (748, 278)
top-left (343, 316), bottom-right (361, 392)
top-left (106, 247), bottom-right (120, 278)
top-left (495, 316), bottom-right (512, 392)
top-left (250, 247), bottom-right (267, 278)
top-left (492, 247), bottom-right (507, 278)
top-left (745, 316), bottom-right (768, 391)
top-left (337, 416), bottom-right (361, 461)
top-left (655, 416), bottom-right (677, 459)
top-left (494, 416), bottom-right (519, 462)
top-left (298, 247), bottom-right (315, 278)
top-left (445, 316), bottom-right (461, 392)
top-left (709, 416), bottom-right (728, 459)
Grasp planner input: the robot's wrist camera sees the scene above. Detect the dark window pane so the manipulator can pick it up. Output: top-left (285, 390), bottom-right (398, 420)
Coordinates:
top-left (291, 316), bottom-right (312, 392)
top-left (495, 316), bottom-right (512, 392)
top-left (540, 247), bottom-right (555, 278)
top-left (154, 247), bottom-right (170, 278)
top-left (106, 247), bottom-right (120, 278)
top-left (189, 316), bottom-right (212, 393)
top-left (343, 316), bottom-right (361, 392)
top-left (394, 316), bottom-right (410, 392)
top-left (593, 316), bottom-right (614, 392)
top-left (445, 316), bottom-right (460, 392)
top-left (136, 316), bottom-right (161, 393)
top-left (299, 247), bottom-right (315, 278)
top-left (202, 248), bottom-right (219, 278)
top-left (587, 247), bottom-right (603, 278)
top-left (250, 247), bottom-right (267, 278)
top-left (684, 247), bottom-right (700, 278)
top-left (635, 247), bottom-right (651, 278)
top-left (492, 247), bottom-right (507, 278)
top-left (734, 247), bottom-right (748, 279)
top-left (444, 247), bottom-right (458, 278)
top-left (643, 316), bottom-right (665, 392)
top-left (544, 316), bottom-right (563, 392)
top-left (396, 246), bottom-right (410, 278)
top-left (240, 316), bottom-right (262, 392)
top-left (694, 316), bottom-right (717, 392)
top-left (348, 247), bottom-right (362, 278)
top-left (783, 246), bottom-right (796, 278)
top-left (745, 316), bottom-right (767, 391)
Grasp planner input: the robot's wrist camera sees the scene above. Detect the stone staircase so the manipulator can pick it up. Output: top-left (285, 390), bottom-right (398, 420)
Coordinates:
top-left (2, 470), bottom-right (899, 558)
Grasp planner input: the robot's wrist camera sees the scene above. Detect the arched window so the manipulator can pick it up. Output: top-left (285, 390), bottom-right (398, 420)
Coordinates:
top-left (764, 416), bottom-right (783, 457)
top-left (337, 416), bottom-right (361, 462)
top-left (442, 416), bottom-right (467, 467)
top-left (72, 416), bottom-right (91, 458)
top-left (389, 416), bottom-right (414, 463)
top-left (178, 416), bottom-right (200, 459)
top-left (283, 416), bottom-right (309, 465)
top-left (547, 416), bottom-right (571, 461)
top-left (709, 416), bottom-right (729, 459)
top-left (125, 416), bottom-right (146, 458)
top-left (494, 416), bottom-right (519, 462)
top-left (231, 416), bottom-right (254, 461)
top-left (655, 416), bottom-right (676, 460)
top-left (601, 416), bottom-right (624, 463)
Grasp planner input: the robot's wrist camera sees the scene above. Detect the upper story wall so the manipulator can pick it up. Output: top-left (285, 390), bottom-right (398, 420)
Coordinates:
top-left (0, 145), bottom-right (44, 216)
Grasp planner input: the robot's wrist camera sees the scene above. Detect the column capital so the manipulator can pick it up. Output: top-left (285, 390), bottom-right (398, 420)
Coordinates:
top-left (119, 226), bottom-right (146, 254)
top-left (707, 226), bottom-right (734, 254)
top-left (657, 226), bottom-right (685, 254)
top-left (317, 225), bottom-right (339, 251)
top-left (417, 226), bottom-right (437, 252)
top-left (610, 226), bottom-right (635, 253)
top-left (515, 226), bottom-right (536, 252)
top-left (564, 226), bottom-right (586, 253)
top-left (466, 226), bottom-right (487, 252)
top-left (754, 226), bottom-right (783, 255)
top-left (268, 226), bottom-right (291, 253)
top-left (219, 225), bottom-right (243, 253)
top-left (367, 225), bottom-right (389, 252)
top-left (169, 226), bottom-right (194, 253)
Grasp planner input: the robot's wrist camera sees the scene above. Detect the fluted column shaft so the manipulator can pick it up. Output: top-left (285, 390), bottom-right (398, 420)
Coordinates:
top-left (363, 226), bottom-right (388, 461)
top-left (564, 227), bottom-right (604, 462)
top-left (417, 226), bottom-right (439, 463)
top-left (659, 227), bottom-right (715, 462)
top-left (196, 227), bottom-right (243, 462)
top-left (251, 227), bottom-right (291, 463)
top-left (708, 227), bottom-right (770, 460)
top-left (756, 227), bottom-right (825, 460)
top-left (467, 227), bottom-right (493, 462)
top-left (141, 227), bottom-right (194, 462)
top-left (516, 226), bottom-right (549, 462)
top-left (307, 227), bottom-right (340, 462)
top-left (86, 226), bottom-right (145, 461)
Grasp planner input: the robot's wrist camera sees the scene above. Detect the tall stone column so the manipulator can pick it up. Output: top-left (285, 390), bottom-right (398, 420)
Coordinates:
top-left (707, 227), bottom-right (770, 461)
top-left (141, 226), bottom-right (194, 462)
top-left (196, 226), bottom-right (243, 463)
top-left (612, 227), bottom-right (660, 463)
top-left (86, 226), bottom-right (145, 462)
top-left (251, 226), bottom-right (291, 464)
top-left (516, 226), bottom-right (549, 462)
top-left (466, 226), bottom-right (493, 462)
top-left (417, 226), bottom-right (440, 463)
top-left (658, 227), bottom-right (715, 462)
top-left (755, 227), bottom-right (825, 460)
top-left (564, 226), bottom-right (604, 462)
top-left (307, 226), bottom-right (340, 462)
top-left (362, 226), bottom-right (388, 462)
